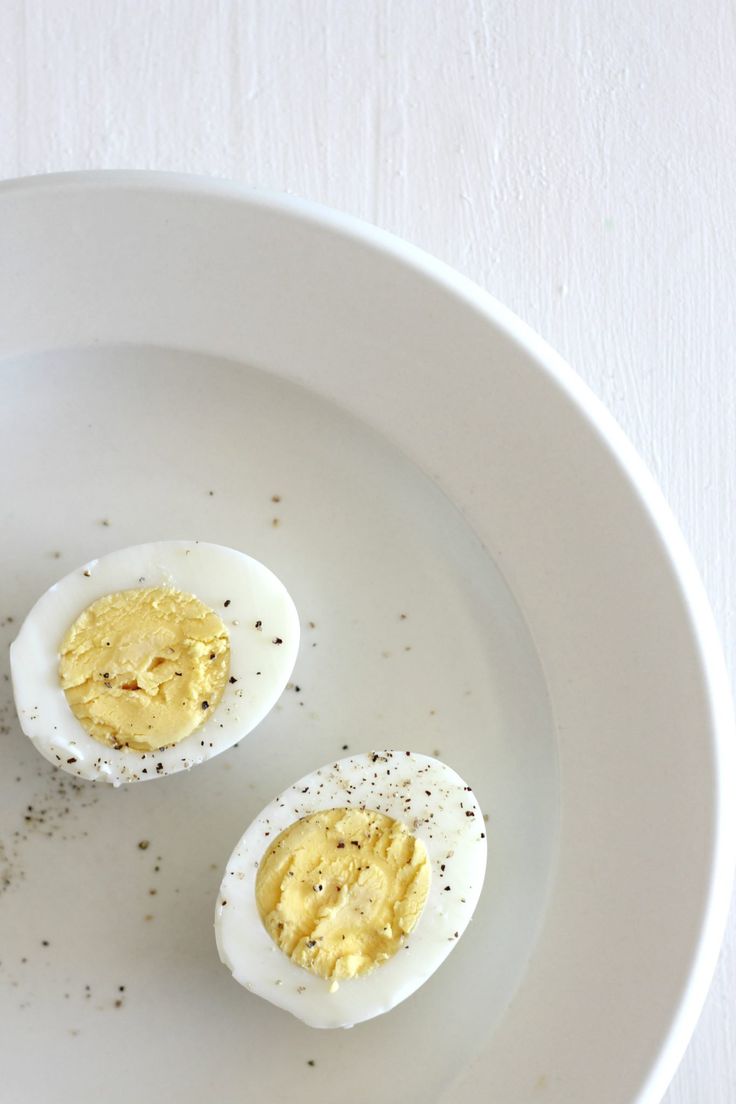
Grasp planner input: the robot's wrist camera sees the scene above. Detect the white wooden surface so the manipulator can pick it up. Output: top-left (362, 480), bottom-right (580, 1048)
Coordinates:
top-left (1, 2), bottom-right (734, 1099)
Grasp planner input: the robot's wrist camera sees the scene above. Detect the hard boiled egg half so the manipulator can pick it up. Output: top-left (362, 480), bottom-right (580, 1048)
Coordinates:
top-left (10, 542), bottom-right (299, 785)
top-left (215, 750), bottom-right (486, 1028)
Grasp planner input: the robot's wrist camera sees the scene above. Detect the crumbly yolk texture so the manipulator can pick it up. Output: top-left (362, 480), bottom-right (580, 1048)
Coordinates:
top-left (59, 587), bottom-right (230, 752)
top-left (255, 807), bottom-right (431, 981)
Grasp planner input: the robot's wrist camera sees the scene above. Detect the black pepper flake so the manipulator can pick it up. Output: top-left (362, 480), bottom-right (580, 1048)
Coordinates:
top-left (307, 940), bottom-right (316, 948)
top-left (138, 840), bottom-right (149, 850)
top-left (229, 676), bottom-right (237, 684)
top-left (337, 842), bottom-right (345, 849)
top-left (307, 1060), bottom-right (315, 1067)
top-left (481, 832), bottom-right (486, 839)
top-left (273, 637), bottom-right (283, 645)
top-left (444, 886), bottom-right (451, 891)
top-left (41, 940), bottom-right (49, 947)
top-left (465, 810), bottom-right (475, 817)
top-left (119, 985), bottom-right (125, 992)
top-left (224, 599), bottom-right (231, 608)
top-left (209, 653), bottom-right (216, 660)
top-left (175, 671), bottom-right (182, 676)
top-left (342, 744), bottom-right (348, 750)
top-left (156, 763), bottom-right (164, 774)
top-left (67, 757), bottom-right (77, 764)
top-left (201, 701), bottom-right (209, 710)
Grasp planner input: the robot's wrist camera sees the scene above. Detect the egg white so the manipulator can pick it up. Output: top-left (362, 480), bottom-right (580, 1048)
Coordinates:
top-left (9, 541), bottom-right (299, 785)
top-left (215, 750), bottom-right (487, 1028)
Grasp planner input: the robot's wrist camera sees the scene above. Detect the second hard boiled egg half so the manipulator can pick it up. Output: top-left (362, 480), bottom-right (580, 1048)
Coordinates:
top-left (215, 751), bottom-right (487, 1028)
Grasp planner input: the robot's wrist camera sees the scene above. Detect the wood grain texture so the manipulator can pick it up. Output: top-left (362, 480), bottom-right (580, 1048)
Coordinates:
top-left (1, 1), bottom-right (735, 1098)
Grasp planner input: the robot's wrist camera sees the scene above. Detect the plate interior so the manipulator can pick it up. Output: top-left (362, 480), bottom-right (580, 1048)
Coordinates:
top-left (0, 347), bottom-right (558, 1104)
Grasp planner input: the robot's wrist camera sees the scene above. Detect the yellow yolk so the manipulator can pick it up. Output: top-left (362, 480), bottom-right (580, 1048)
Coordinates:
top-left (58, 587), bottom-right (230, 752)
top-left (255, 807), bottom-right (431, 981)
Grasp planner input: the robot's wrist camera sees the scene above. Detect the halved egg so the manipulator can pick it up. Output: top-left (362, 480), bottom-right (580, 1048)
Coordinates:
top-left (215, 750), bottom-right (486, 1028)
top-left (9, 541), bottom-right (299, 784)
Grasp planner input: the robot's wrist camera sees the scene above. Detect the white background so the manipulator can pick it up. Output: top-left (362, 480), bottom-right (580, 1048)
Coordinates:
top-left (1, 2), bottom-right (734, 1099)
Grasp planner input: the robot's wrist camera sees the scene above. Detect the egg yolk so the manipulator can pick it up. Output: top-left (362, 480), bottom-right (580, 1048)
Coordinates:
top-left (58, 586), bottom-right (230, 752)
top-left (255, 807), bottom-right (430, 982)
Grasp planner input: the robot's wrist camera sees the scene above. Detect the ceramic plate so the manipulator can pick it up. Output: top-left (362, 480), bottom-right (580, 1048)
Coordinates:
top-left (0, 173), bottom-right (732, 1104)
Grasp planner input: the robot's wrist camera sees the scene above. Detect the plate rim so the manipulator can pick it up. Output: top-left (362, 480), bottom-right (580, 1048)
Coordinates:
top-left (1, 169), bottom-right (734, 1102)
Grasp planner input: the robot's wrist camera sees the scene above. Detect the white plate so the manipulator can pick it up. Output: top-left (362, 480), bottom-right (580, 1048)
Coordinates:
top-left (0, 173), bottom-right (732, 1104)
